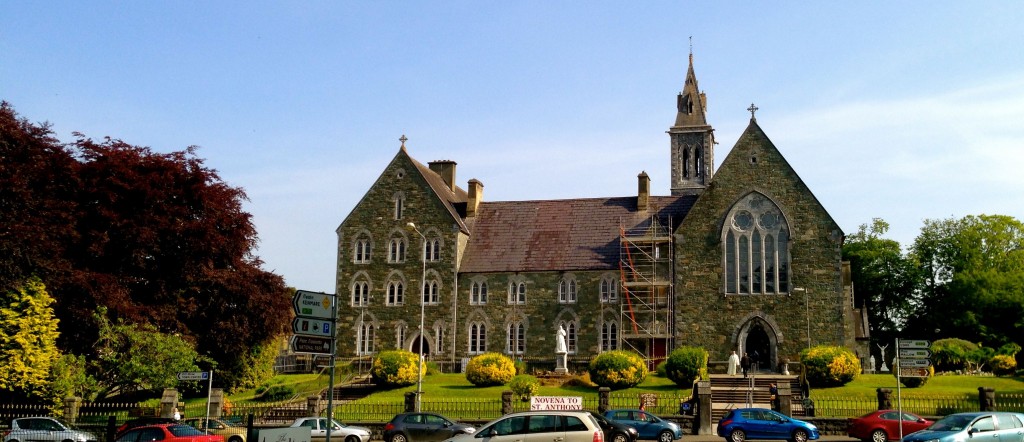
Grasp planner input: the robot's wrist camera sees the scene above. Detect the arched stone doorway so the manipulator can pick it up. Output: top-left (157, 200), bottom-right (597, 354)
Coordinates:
top-left (410, 333), bottom-right (430, 355)
top-left (736, 314), bottom-right (781, 373)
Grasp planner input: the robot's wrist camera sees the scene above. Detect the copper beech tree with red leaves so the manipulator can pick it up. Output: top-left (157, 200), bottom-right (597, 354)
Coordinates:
top-left (0, 102), bottom-right (291, 390)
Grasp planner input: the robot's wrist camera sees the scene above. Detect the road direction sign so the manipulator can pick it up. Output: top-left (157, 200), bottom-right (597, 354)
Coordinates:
top-left (177, 371), bottom-right (210, 381)
top-left (293, 290), bottom-right (334, 319)
top-left (900, 358), bottom-right (931, 368)
top-left (898, 340), bottom-right (930, 349)
top-left (291, 335), bottom-right (333, 355)
top-left (899, 367), bottom-right (929, 378)
top-left (899, 349), bottom-right (931, 359)
top-left (292, 317), bottom-right (333, 337)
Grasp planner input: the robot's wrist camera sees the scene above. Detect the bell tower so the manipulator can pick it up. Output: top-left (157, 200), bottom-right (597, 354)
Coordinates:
top-left (669, 51), bottom-right (715, 196)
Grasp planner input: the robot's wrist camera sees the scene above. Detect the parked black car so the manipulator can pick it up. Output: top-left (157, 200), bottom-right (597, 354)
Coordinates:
top-left (383, 413), bottom-right (475, 442)
top-left (589, 411), bottom-right (639, 442)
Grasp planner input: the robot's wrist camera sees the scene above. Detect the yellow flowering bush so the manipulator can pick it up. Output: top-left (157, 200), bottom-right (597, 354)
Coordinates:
top-left (371, 350), bottom-right (423, 387)
top-left (800, 345), bottom-right (859, 387)
top-left (990, 354), bottom-right (1017, 376)
top-left (466, 353), bottom-right (515, 386)
top-left (588, 350), bottom-right (648, 389)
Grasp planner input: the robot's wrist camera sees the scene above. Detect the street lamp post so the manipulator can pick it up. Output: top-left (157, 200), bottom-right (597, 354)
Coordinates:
top-left (793, 287), bottom-right (810, 348)
top-left (406, 222), bottom-right (426, 412)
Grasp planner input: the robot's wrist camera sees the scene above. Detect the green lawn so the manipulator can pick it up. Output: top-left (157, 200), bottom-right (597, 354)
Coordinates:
top-left (810, 374), bottom-right (1024, 398)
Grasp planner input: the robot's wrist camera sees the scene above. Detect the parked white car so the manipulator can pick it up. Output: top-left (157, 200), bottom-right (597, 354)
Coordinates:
top-left (443, 411), bottom-right (605, 442)
top-left (288, 417), bottom-right (371, 442)
top-left (3, 417), bottom-right (98, 442)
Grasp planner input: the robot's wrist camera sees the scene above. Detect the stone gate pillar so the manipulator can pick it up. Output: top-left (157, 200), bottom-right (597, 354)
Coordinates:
top-left (502, 391), bottom-right (513, 415)
top-left (598, 388), bottom-right (610, 414)
top-left (161, 389), bottom-right (179, 418)
top-left (979, 387), bottom-right (996, 411)
top-left (876, 388), bottom-right (892, 410)
top-left (778, 383), bottom-right (791, 416)
top-left (63, 397), bottom-right (82, 423)
top-left (696, 380), bottom-right (712, 435)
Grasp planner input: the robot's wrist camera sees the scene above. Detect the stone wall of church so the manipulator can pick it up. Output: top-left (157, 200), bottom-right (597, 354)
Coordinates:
top-left (673, 124), bottom-right (845, 367)
top-left (334, 153), bottom-right (460, 357)
top-left (453, 270), bottom-right (618, 361)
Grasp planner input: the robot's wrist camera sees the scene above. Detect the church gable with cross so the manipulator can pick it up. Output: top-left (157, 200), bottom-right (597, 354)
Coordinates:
top-left (333, 53), bottom-right (869, 370)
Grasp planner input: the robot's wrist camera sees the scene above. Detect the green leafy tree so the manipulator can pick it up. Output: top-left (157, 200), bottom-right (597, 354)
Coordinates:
top-left (0, 277), bottom-right (61, 402)
top-left (91, 308), bottom-right (201, 398)
top-left (842, 219), bottom-right (922, 344)
top-left (908, 215), bottom-right (1024, 349)
top-left (48, 353), bottom-right (99, 401)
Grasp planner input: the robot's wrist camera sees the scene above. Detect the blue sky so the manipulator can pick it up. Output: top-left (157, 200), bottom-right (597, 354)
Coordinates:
top-left (3, 2), bottom-right (1023, 293)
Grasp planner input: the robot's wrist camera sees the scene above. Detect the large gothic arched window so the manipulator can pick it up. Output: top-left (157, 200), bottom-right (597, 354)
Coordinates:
top-left (723, 192), bottom-right (790, 294)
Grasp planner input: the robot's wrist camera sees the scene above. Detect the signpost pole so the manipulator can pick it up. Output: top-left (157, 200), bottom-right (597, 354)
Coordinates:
top-left (325, 295), bottom-right (338, 442)
top-left (895, 338), bottom-right (902, 441)
top-left (205, 370), bottom-right (214, 430)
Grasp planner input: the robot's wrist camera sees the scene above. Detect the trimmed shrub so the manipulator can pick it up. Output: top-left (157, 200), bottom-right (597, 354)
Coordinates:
top-left (465, 353), bottom-right (516, 386)
top-left (655, 360), bottom-right (667, 377)
top-left (895, 365), bottom-right (933, 388)
top-left (931, 338), bottom-right (980, 372)
top-left (990, 354), bottom-right (1017, 376)
top-left (663, 346), bottom-right (708, 387)
top-left (509, 375), bottom-right (540, 400)
top-left (371, 350), bottom-right (422, 387)
top-left (800, 345), bottom-right (860, 387)
top-left (588, 350), bottom-right (648, 389)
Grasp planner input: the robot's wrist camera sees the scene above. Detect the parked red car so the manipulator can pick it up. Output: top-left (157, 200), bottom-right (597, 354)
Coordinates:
top-left (848, 410), bottom-right (933, 442)
top-left (115, 424), bottom-right (224, 442)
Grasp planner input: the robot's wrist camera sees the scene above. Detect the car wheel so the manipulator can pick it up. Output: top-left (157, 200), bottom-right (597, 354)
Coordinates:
top-left (345, 436), bottom-right (360, 442)
top-left (729, 429), bottom-right (746, 442)
top-left (658, 430), bottom-right (673, 442)
top-left (613, 432), bottom-right (629, 442)
top-left (791, 429), bottom-right (809, 442)
top-left (229, 436), bottom-right (244, 442)
top-left (391, 434), bottom-right (408, 442)
top-left (870, 430), bottom-right (887, 442)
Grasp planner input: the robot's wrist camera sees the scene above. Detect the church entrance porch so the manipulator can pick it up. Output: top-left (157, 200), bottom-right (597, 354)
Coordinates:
top-left (735, 314), bottom-right (781, 373)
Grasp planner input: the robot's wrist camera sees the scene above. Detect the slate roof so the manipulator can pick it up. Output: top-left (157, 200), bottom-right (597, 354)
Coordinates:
top-left (460, 195), bottom-right (697, 273)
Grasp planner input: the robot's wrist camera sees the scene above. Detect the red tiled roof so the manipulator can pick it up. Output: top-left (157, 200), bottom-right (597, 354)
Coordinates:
top-left (459, 196), bottom-right (696, 273)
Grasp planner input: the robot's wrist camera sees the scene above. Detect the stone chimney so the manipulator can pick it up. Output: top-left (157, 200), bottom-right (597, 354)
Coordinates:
top-left (637, 171), bottom-right (650, 212)
top-left (467, 179), bottom-right (484, 217)
top-left (428, 160), bottom-right (457, 192)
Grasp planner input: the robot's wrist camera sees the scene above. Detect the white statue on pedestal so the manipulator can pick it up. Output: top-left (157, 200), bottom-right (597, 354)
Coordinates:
top-left (555, 325), bottom-right (568, 374)
top-left (878, 343), bottom-right (889, 372)
top-left (556, 325), bottom-right (567, 354)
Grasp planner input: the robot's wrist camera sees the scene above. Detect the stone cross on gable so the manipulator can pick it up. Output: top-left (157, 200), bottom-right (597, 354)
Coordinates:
top-left (747, 103), bottom-right (759, 120)
top-left (399, 135), bottom-right (408, 148)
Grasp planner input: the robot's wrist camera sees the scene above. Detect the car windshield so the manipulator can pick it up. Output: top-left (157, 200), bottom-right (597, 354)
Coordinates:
top-left (330, 419), bottom-right (348, 429)
top-left (928, 415), bottom-right (973, 432)
top-left (51, 418), bottom-right (79, 431)
top-left (169, 425), bottom-right (207, 437)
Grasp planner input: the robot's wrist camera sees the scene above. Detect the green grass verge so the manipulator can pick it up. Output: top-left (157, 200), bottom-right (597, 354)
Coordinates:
top-left (811, 374), bottom-right (1024, 398)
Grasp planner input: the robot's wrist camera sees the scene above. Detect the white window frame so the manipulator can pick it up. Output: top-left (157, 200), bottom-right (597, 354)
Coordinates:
top-left (723, 193), bottom-right (790, 295)
top-left (423, 280), bottom-right (439, 305)
top-left (386, 281), bottom-right (404, 306)
top-left (506, 322), bottom-right (525, 355)
top-left (507, 281), bottom-right (526, 305)
top-left (558, 278), bottom-right (577, 304)
top-left (353, 238), bottom-right (371, 264)
top-left (351, 281), bottom-right (369, 307)
top-left (357, 323), bottom-right (374, 356)
top-left (471, 281), bottom-right (488, 305)
top-left (601, 321), bottom-right (618, 351)
top-left (600, 278), bottom-right (618, 303)
top-left (469, 322), bottom-right (486, 354)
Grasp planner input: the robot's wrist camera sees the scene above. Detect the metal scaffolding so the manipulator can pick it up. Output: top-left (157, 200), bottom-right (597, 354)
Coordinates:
top-left (618, 216), bottom-right (674, 365)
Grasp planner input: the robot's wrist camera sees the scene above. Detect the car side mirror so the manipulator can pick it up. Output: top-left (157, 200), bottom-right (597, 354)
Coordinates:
top-left (968, 428), bottom-right (977, 435)
top-left (487, 429), bottom-right (498, 437)
top-left (918, 419), bottom-right (926, 423)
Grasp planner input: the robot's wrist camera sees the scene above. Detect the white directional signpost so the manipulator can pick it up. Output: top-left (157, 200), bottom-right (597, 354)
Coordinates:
top-left (291, 289), bottom-right (338, 442)
top-left (895, 339), bottom-right (931, 441)
top-left (177, 370), bottom-right (214, 427)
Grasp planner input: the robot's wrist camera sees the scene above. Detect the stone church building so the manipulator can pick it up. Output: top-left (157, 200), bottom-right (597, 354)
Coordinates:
top-left (334, 56), bottom-right (869, 371)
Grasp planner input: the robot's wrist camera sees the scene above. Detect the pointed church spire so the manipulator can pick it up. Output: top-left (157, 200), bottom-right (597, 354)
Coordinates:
top-left (674, 45), bottom-right (707, 127)
top-left (669, 44), bottom-right (715, 196)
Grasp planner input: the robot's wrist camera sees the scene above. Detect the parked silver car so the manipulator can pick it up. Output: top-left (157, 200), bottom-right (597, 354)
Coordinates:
top-left (289, 417), bottom-right (371, 442)
top-left (2, 417), bottom-right (98, 442)
top-left (443, 411), bottom-right (605, 442)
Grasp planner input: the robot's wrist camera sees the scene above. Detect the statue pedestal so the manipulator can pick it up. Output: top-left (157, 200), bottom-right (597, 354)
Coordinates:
top-left (555, 352), bottom-right (568, 374)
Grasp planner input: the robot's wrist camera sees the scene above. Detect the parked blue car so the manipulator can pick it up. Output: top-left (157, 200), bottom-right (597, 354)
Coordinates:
top-left (603, 409), bottom-right (682, 442)
top-left (900, 412), bottom-right (1024, 442)
top-left (717, 408), bottom-right (819, 442)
